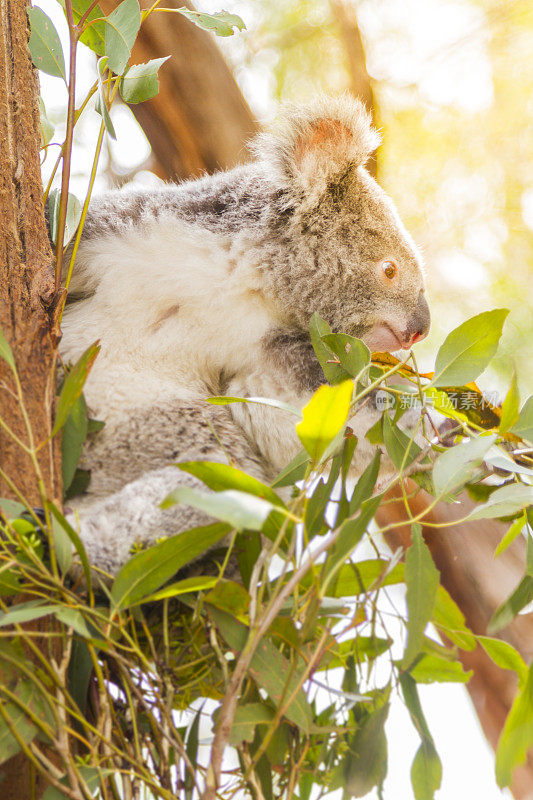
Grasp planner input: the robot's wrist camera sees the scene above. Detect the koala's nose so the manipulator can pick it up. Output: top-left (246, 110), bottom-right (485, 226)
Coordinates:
top-left (404, 291), bottom-right (430, 348)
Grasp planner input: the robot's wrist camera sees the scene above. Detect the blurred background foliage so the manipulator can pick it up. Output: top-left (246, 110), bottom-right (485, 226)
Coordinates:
top-left (39, 0), bottom-right (533, 391)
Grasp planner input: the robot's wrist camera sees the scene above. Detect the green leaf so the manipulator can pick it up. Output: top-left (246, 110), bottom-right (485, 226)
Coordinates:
top-left (0, 677), bottom-right (54, 764)
top-left (119, 57), bottom-right (170, 103)
top-left (176, 462), bottom-right (285, 508)
top-left (511, 395), bottom-right (533, 443)
top-left (478, 636), bottom-right (528, 686)
top-left (136, 575), bottom-right (217, 605)
top-left (204, 579), bottom-right (250, 622)
top-left (54, 608), bottom-right (99, 640)
top-left (161, 487), bottom-right (281, 531)
top-left (309, 312), bottom-right (351, 384)
top-left (0, 603), bottom-right (57, 627)
top-left (206, 395), bottom-right (299, 416)
top-left (432, 585), bottom-right (476, 651)
top-left (27, 7), bottom-right (66, 80)
top-left (296, 380), bottom-right (353, 461)
top-left (341, 700), bottom-right (390, 797)
top-left (403, 524), bottom-right (440, 668)
top-left (51, 513), bottom-right (72, 575)
top-left (321, 496), bottom-right (382, 594)
top-left (104, 0), bottom-right (141, 75)
top-left (0, 327), bottom-right (16, 372)
top-left (318, 559), bottom-right (405, 597)
top-left (185, 705), bottom-right (201, 800)
top-left (349, 450), bottom-right (380, 514)
top-left (495, 513), bottom-right (527, 558)
top-left (229, 704), bottom-right (275, 745)
top-left (488, 575), bottom-right (533, 633)
top-left (38, 97), bottom-right (54, 146)
top-left (42, 767), bottom-right (107, 799)
top-left (62, 396), bottom-right (88, 492)
top-left (409, 653), bottom-right (472, 684)
top-left (495, 663), bottom-right (533, 787)
top-left (47, 189), bottom-right (83, 248)
top-left (400, 673), bottom-right (442, 800)
top-left (53, 343), bottom-right (100, 436)
top-left (48, 502), bottom-right (92, 593)
top-left (59, 0), bottom-right (106, 55)
top-left (500, 372), bottom-right (521, 433)
top-left (271, 448), bottom-right (310, 488)
top-left (432, 309), bottom-right (509, 387)
top-left (465, 482), bottom-right (533, 521)
top-left (411, 740), bottom-right (443, 800)
top-left (111, 522), bottom-right (230, 609)
top-left (176, 8), bottom-right (246, 36)
top-left (209, 607), bottom-right (312, 732)
top-left (432, 434), bottom-right (496, 498)
top-left (382, 412), bottom-right (421, 471)
top-left (96, 57), bottom-right (117, 139)
top-left (321, 333), bottom-right (370, 378)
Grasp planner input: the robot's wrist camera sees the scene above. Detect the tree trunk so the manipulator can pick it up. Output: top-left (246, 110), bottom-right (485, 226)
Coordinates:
top-left (102, 0), bottom-right (258, 181)
top-left (0, 0), bottom-right (61, 795)
top-left (329, 0), bottom-right (376, 176)
top-left (377, 484), bottom-right (533, 800)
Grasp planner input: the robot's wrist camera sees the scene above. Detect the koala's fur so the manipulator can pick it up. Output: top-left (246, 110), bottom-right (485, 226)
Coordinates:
top-left (61, 95), bottom-right (430, 575)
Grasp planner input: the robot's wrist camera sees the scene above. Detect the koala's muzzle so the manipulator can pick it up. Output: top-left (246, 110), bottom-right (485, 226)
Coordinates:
top-left (402, 291), bottom-right (430, 349)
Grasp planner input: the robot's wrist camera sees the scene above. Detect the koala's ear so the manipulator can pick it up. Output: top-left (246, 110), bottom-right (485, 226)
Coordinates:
top-left (252, 94), bottom-right (380, 196)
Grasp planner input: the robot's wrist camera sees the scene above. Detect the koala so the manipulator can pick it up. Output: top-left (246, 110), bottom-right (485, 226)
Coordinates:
top-left (61, 94), bottom-right (430, 576)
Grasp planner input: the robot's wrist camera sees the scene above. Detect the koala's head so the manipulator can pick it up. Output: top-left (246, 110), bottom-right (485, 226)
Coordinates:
top-left (254, 94), bottom-right (430, 352)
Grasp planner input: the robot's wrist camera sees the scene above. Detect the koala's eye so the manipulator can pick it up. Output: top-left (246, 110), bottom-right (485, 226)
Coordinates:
top-left (382, 260), bottom-right (397, 280)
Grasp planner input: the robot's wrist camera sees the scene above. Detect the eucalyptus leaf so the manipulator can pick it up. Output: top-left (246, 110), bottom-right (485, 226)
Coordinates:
top-left (96, 57), bottom-right (117, 139)
top-left (511, 395), bottom-right (533, 443)
top-left (161, 487), bottom-right (281, 531)
top-left (111, 522), bottom-right (230, 609)
top-left (296, 380), bottom-right (353, 461)
top-left (495, 664), bottom-right (533, 787)
top-left (176, 8), bottom-right (245, 36)
top-left (321, 333), bottom-right (370, 378)
top-left (206, 395), bottom-right (299, 416)
top-left (104, 0), bottom-right (141, 75)
top-left (432, 585), bottom-right (476, 651)
top-left (176, 461), bottom-right (285, 508)
top-left (0, 327), bottom-right (16, 372)
top-left (382, 412), bottom-right (421, 471)
top-left (432, 308), bottom-right (509, 387)
top-left (209, 607), bottom-right (312, 732)
top-left (500, 372), bottom-right (520, 433)
top-left (432, 434), bottom-right (496, 498)
top-left (403, 524), bottom-right (440, 668)
top-left (28, 7), bottom-right (66, 80)
top-left (409, 653), bottom-right (472, 684)
top-left (53, 343), bottom-right (100, 436)
top-left (309, 312), bottom-right (351, 384)
top-left (38, 97), bottom-right (54, 146)
top-left (47, 189), bottom-right (83, 248)
top-left (465, 482), bottom-right (533, 521)
top-left (120, 57), bottom-right (170, 103)
top-left (477, 636), bottom-right (528, 686)
top-left (488, 575), bottom-right (533, 633)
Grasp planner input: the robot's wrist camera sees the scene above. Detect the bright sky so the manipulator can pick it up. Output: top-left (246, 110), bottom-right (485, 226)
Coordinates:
top-left (35, 0), bottom-right (516, 797)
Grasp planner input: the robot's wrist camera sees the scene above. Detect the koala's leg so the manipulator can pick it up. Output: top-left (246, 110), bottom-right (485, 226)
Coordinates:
top-left (69, 466), bottom-right (214, 576)
top-left (69, 400), bottom-right (271, 576)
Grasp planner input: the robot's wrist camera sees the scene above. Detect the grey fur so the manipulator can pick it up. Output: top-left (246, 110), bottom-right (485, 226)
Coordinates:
top-left (62, 94), bottom-right (430, 576)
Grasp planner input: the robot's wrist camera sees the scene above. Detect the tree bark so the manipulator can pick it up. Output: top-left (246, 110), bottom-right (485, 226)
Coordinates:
top-left (329, 0), bottom-right (376, 176)
top-left (377, 484), bottom-right (533, 799)
top-left (0, 0), bottom-right (60, 503)
top-left (102, 0), bottom-right (258, 181)
top-left (0, 0), bottom-right (61, 795)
